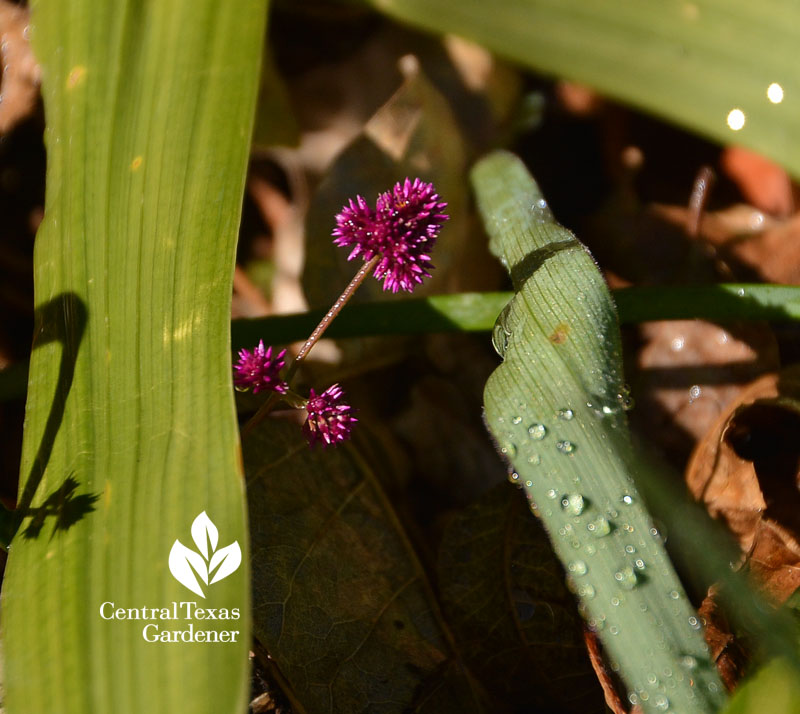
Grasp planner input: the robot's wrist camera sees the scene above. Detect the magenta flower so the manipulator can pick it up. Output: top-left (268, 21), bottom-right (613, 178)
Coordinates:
top-left (332, 178), bottom-right (448, 293)
top-left (302, 384), bottom-right (357, 448)
top-left (233, 340), bottom-right (288, 394)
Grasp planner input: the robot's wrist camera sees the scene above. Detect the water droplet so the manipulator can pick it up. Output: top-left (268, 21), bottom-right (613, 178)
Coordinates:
top-left (568, 560), bottom-right (587, 576)
top-left (546, 488), bottom-right (558, 499)
top-left (726, 107), bottom-right (746, 131)
top-left (616, 387), bottom-right (635, 411)
top-left (736, 287), bottom-right (746, 297)
top-left (609, 625), bottom-right (620, 635)
top-left (588, 615), bottom-right (606, 631)
top-left (561, 493), bottom-right (585, 515)
top-left (647, 673), bottom-right (658, 685)
top-left (625, 544), bottom-right (636, 554)
top-left (527, 453), bottom-right (541, 466)
top-left (611, 596), bottom-right (621, 606)
top-left (501, 442), bottom-right (517, 458)
top-left (654, 694), bottom-right (670, 711)
top-left (511, 415), bottom-right (522, 425)
top-left (621, 494), bottom-right (634, 506)
top-left (528, 423), bottom-right (547, 440)
top-left (614, 566), bottom-right (638, 590)
top-left (525, 480), bottom-right (532, 488)
top-left (708, 682), bottom-right (720, 693)
top-left (679, 655), bottom-right (697, 670)
top-left (492, 303), bottom-right (514, 357)
top-left (578, 584), bottom-right (595, 599)
top-left (669, 590), bottom-right (680, 600)
top-left (556, 440), bottom-right (576, 455)
top-left (688, 616), bottom-right (701, 630)
top-left (556, 408), bottom-right (574, 421)
top-left (634, 558), bottom-right (646, 570)
top-left (587, 516), bottom-right (611, 537)
top-left (507, 471), bottom-right (520, 483)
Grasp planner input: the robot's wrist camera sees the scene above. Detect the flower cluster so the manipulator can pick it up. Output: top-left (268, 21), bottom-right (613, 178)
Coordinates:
top-left (235, 178), bottom-right (445, 448)
top-left (333, 178), bottom-right (448, 293)
top-left (233, 341), bottom-right (288, 395)
top-left (302, 384), bottom-right (358, 448)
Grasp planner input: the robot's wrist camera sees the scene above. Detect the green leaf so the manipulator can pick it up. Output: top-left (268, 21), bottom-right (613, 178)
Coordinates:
top-left (1, 2), bottom-right (268, 712)
top-left (438, 484), bottom-right (604, 713)
top-left (245, 420), bottom-right (489, 713)
top-left (363, 0), bottom-right (800, 177)
top-left (722, 659), bottom-right (800, 714)
top-left (473, 150), bottom-right (726, 713)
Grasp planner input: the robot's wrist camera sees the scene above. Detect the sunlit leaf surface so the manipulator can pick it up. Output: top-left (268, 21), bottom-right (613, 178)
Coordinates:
top-left (1, 1), bottom-right (268, 712)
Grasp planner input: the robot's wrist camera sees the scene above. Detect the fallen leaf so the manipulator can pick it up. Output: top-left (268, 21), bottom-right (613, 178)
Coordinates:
top-left (687, 366), bottom-right (800, 604)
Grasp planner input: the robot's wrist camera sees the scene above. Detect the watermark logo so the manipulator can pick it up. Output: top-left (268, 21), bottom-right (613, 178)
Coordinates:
top-left (168, 511), bottom-right (241, 598)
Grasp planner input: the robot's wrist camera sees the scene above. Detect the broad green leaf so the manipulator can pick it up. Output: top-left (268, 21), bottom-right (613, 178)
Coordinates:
top-left (245, 420), bottom-right (488, 713)
top-left (722, 659), bottom-right (800, 714)
top-left (1, 2), bottom-right (268, 712)
top-left (363, 0), bottom-right (800, 178)
top-left (438, 484), bottom-right (604, 713)
top-left (473, 150), bottom-right (726, 713)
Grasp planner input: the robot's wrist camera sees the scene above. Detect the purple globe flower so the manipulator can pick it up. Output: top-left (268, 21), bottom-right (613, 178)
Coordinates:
top-left (233, 341), bottom-right (288, 395)
top-left (302, 384), bottom-right (357, 448)
top-left (332, 178), bottom-right (448, 293)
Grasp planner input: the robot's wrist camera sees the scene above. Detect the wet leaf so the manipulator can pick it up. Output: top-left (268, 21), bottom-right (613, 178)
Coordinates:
top-left (245, 419), bottom-right (488, 713)
top-left (438, 484), bottom-right (605, 713)
top-left (473, 149), bottom-right (726, 712)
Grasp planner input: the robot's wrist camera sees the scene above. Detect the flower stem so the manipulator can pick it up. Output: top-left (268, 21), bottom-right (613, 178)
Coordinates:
top-left (285, 254), bottom-right (380, 382)
top-left (241, 254), bottom-right (380, 438)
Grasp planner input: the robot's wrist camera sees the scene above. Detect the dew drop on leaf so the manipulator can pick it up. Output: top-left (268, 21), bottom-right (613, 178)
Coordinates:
top-left (568, 560), bottom-right (587, 576)
top-left (528, 423), bottom-right (547, 440)
top-left (587, 516), bottom-right (611, 537)
top-left (614, 566), bottom-right (638, 590)
top-left (556, 440), bottom-right (576, 454)
top-left (560, 493), bottom-right (585, 515)
top-left (556, 408), bottom-right (574, 421)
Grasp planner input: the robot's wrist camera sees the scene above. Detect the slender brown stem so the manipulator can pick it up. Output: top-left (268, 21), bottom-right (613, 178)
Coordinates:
top-left (686, 166), bottom-right (715, 238)
top-left (240, 254), bottom-right (380, 438)
top-left (285, 254), bottom-right (380, 382)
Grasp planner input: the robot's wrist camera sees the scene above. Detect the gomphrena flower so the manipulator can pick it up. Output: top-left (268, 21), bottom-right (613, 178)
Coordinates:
top-left (233, 340), bottom-right (288, 395)
top-left (333, 178), bottom-right (448, 293)
top-left (302, 384), bottom-right (357, 448)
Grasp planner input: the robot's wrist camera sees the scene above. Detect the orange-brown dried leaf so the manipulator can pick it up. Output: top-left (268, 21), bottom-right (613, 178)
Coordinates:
top-left (687, 367), bottom-right (800, 605)
top-left (720, 146), bottom-right (794, 218)
top-left (633, 320), bottom-right (779, 464)
top-left (698, 587), bottom-right (748, 691)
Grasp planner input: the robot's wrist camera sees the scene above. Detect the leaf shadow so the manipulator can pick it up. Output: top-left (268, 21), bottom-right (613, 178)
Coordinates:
top-left (20, 474), bottom-right (99, 540)
top-left (9, 292), bottom-right (97, 543)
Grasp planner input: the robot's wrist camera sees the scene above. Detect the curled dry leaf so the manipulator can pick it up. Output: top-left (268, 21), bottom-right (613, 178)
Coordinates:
top-left (633, 319), bottom-right (779, 464)
top-left (687, 366), bottom-right (800, 604)
top-left (0, 0), bottom-right (40, 134)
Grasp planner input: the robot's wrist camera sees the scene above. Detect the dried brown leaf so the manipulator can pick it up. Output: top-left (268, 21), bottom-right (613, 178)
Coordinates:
top-left (687, 367), bottom-right (800, 604)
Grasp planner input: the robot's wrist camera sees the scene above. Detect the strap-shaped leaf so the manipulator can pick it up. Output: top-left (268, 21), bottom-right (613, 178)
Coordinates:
top-left (1, 1), bottom-right (268, 712)
top-left (473, 150), bottom-right (726, 713)
top-left (365, 0), bottom-right (800, 178)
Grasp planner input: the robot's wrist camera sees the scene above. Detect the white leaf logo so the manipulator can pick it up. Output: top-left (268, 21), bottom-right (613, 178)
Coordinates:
top-left (168, 511), bottom-right (241, 598)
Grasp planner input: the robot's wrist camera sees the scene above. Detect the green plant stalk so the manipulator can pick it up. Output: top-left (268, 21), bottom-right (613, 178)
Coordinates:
top-left (2, 283), bottom-right (799, 406)
top-left (473, 151), bottom-right (726, 713)
top-left (1, 1), bottom-right (268, 712)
